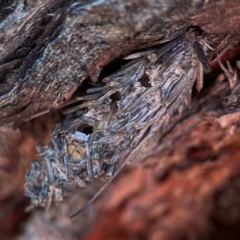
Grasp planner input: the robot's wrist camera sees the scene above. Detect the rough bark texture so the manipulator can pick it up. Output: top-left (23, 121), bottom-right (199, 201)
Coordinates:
top-left (1, 0), bottom-right (240, 240)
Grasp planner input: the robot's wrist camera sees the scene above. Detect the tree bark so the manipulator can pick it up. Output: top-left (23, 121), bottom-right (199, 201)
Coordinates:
top-left (1, 0), bottom-right (240, 239)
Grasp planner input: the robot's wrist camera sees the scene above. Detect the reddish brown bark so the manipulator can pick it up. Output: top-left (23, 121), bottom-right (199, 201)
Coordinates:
top-left (1, 1), bottom-right (240, 240)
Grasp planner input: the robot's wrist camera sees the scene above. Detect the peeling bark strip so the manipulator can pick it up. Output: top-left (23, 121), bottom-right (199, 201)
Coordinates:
top-left (25, 31), bottom-right (212, 216)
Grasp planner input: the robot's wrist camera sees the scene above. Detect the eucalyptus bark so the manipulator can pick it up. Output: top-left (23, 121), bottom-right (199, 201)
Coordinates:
top-left (1, 1), bottom-right (240, 240)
